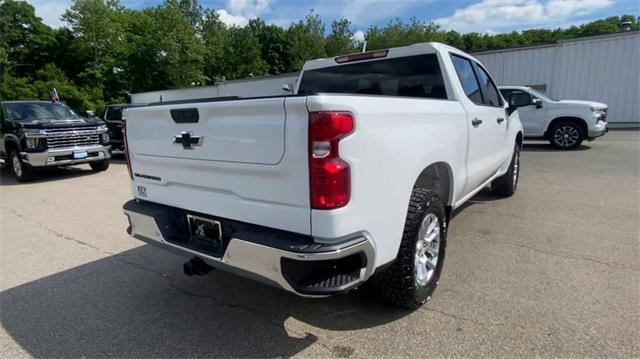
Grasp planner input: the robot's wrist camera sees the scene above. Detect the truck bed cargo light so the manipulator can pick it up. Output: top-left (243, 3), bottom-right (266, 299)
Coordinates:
top-left (335, 50), bottom-right (389, 63)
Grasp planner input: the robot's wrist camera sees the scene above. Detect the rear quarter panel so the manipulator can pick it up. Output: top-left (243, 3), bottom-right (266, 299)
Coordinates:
top-left (307, 95), bottom-right (468, 267)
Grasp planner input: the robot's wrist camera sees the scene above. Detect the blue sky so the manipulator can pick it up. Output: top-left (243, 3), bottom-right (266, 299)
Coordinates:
top-left (29, 0), bottom-right (639, 37)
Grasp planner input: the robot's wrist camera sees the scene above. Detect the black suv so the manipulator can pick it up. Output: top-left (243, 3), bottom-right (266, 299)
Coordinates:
top-left (0, 101), bottom-right (111, 182)
top-left (103, 103), bottom-right (144, 152)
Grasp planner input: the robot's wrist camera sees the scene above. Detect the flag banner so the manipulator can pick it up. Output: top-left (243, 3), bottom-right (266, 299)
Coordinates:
top-left (50, 88), bottom-right (59, 103)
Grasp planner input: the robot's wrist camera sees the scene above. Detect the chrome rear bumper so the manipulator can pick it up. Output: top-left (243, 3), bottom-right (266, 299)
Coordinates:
top-left (123, 200), bottom-right (376, 297)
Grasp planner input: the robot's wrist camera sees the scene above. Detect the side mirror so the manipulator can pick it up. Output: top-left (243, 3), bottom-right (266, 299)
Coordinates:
top-left (85, 110), bottom-right (96, 118)
top-left (533, 98), bottom-right (543, 109)
top-left (509, 93), bottom-right (533, 108)
top-left (281, 84), bottom-right (293, 93)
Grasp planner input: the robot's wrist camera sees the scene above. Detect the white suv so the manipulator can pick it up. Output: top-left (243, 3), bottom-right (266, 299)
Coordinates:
top-left (499, 86), bottom-right (608, 150)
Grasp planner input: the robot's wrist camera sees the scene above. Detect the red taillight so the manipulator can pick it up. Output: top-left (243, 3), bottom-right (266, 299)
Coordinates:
top-left (309, 111), bottom-right (354, 209)
top-left (123, 120), bottom-right (133, 180)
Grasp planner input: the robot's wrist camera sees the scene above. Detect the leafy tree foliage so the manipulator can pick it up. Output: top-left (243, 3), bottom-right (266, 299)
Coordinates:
top-left (325, 19), bottom-right (357, 56)
top-left (287, 10), bottom-right (327, 70)
top-left (0, 0), bottom-right (637, 114)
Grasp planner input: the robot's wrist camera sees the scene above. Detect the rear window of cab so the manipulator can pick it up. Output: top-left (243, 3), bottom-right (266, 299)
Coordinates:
top-left (298, 54), bottom-right (448, 100)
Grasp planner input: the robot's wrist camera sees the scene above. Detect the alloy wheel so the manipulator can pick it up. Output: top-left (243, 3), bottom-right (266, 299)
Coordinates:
top-left (12, 154), bottom-right (22, 178)
top-left (553, 125), bottom-right (580, 148)
top-left (415, 213), bottom-right (441, 287)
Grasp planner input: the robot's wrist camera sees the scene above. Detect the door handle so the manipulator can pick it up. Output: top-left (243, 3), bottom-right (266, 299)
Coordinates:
top-left (497, 117), bottom-right (505, 124)
top-left (472, 118), bottom-right (483, 127)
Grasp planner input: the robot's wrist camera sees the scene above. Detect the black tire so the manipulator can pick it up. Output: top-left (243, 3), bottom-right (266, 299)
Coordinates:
top-left (549, 120), bottom-right (585, 150)
top-left (368, 189), bottom-right (447, 309)
top-left (491, 142), bottom-right (521, 197)
top-left (90, 160), bottom-right (110, 172)
top-left (9, 150), bottom-right (33, 182)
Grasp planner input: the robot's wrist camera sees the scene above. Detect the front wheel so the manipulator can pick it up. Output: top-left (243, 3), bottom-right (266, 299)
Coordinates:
top-left (90, 160), bottom-right (110, 172)
top-left (368, 189), bottom-right (447, 309)
top-left (10, 150), bottom-right (33, 182)
top-left (549, 121), bottom-right (585, 150)
top-left (491, 142), bottom-right (521, 197)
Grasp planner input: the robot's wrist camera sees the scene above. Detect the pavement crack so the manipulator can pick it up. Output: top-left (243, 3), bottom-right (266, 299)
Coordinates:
top-left (500, 241), bottom-right (639, 271)
top-left (423, 307), bottom-right (504, 327)
top-left (0, 206), bottom-right (104, 252)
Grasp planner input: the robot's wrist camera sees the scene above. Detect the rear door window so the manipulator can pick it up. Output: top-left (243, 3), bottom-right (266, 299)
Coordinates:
top-left (298, 54), bottom-right (448, 100)
top-left (451, 55), bottom-right (483, 105)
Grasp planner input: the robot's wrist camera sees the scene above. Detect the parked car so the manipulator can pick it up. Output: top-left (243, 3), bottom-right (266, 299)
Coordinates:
top-left (122, 43), bottom-right (524, 308)
top-left (103, 103), bottom-right (145, 152)
top-left (0, 101), bottom-right (111, 182)
top-left (499, 86), bottom-right (608, 150)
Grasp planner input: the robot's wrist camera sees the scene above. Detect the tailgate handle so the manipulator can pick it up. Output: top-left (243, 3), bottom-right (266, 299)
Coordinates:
top-left (170, 108), bottom-right (199, 123)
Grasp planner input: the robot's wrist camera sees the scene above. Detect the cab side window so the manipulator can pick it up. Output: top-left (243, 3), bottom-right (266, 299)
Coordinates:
top-left (451, 55), bottom-right (483, 105)
top-left (475, 64), bottom-right (502, 107)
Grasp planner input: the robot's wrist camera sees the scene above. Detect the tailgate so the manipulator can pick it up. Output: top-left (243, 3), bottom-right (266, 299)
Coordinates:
top-left (125, 96), bottom-right (311, 234)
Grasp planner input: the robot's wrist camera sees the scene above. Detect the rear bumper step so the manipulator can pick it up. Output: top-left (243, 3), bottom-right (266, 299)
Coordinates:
top-left (122, 199), bottom-right (375, 296)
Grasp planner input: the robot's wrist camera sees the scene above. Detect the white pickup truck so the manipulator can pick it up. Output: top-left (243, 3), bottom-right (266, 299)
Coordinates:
top-left (499, 86), bottom-right (608, 150)
top-left (122, 43), bottom-right (523, 308)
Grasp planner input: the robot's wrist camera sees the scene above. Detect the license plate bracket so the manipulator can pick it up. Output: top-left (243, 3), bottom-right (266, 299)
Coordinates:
top-left (187, 214), bottom-right (223, 251)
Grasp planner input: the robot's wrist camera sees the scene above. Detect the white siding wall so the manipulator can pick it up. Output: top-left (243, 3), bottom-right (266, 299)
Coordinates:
top-left (475, 32), bottom-right (640, 124)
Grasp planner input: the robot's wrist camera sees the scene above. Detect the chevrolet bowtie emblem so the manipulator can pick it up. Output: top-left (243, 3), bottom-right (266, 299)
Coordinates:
top-left (174, 131), bottom-right (203, 149)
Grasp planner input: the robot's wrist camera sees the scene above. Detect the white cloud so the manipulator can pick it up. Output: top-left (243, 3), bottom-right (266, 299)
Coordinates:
top-left (216, 9), bottom-right (250, 26)
top-left (228, 0), bottom-right (270, 17)
top-left (27, 0), bottom-right (69, 28)
top-left (217, 0), bottom-right (271, 26)
top-left (352, 30), bottom-right (365, 42)
top-left (435, 0), bottom-right (613, 33)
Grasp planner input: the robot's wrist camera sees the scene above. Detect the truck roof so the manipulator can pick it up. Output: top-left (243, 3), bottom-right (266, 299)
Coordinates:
top-left (301, 42), bottom-right (480, 72)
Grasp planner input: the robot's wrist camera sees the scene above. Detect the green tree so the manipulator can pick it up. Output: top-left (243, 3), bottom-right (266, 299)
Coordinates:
top-left (0, 0), bottom-right (56, 75)
top-left (249, 18), bottom-right (290, 74)
top-left (202, 9), bottom-right (229, 82)
top-left (63, 0), bottom-right (125, 70)
top-left (286, 10), bottom-right (326, 71)
top-left (325, 18), bottom-right (357, 57)
top-left (148, 0), bottom-right (205, 88)
top-left (366, 18), bottom-right (444, 50)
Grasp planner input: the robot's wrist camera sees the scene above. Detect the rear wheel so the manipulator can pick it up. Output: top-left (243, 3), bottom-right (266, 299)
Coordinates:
top-left (368, 189), bottom-right (447, 309)
top-left (549, 120), bottom-right (585, 150)
top-left (491, 142), bottom-right (520, 197)
top-left (10, 150), bottom-right (33, 182)
top-left (90, 160), bottom-right (110, 172)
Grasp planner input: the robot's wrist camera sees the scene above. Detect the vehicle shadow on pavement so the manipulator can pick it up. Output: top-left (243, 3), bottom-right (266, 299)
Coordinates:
top-left (0, 166), bottom-right (98, 186)
top-left (0, 245), bottom-right (409, 357)
top-left (451, 187), bottom-right (503, 219)
top-left (522, 143), bottom-right (591, 152)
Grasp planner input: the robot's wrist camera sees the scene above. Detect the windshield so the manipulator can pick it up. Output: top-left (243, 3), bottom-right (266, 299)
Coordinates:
top-left (528, 88), bottom-right (557, 102)
top-left (4, 102), bottom-right (79, 122)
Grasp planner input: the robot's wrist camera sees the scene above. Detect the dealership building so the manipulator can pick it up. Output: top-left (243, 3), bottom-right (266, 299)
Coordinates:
top-left (474, 31), bottom-right (640, 128)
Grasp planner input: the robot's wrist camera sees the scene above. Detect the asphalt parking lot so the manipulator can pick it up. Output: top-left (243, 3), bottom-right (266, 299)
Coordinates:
top-left (0, 131), bottom-right (638, 358)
